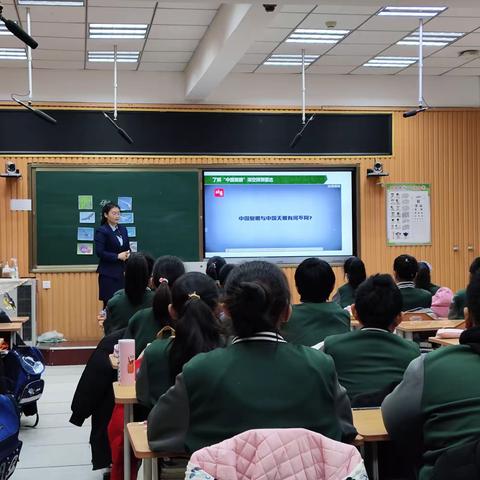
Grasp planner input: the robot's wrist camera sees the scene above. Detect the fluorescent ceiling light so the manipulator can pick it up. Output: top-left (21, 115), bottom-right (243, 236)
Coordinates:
top-left (286, 28), bottom-right (350, 44)
top-left (364, 56), bottom-right (417, 67)
top-left (397, 31), bottom-right (463, 46)
top-left (88, 51), bottom-right (139, 63)
top-left (264, 54), bottom-right (319, 66)
top-left (89, 24), bottom-right (148, 39)
top-left (0, 48), bottom-right (27, 60)
top-left (18, 0), bottom-right (84, 5)
top-left (0, 24), bottom-right (12, 35)
top-left (378, 6), bottom-right (446, 17)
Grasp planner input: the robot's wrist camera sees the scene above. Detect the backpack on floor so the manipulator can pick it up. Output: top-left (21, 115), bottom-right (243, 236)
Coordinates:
top-left (0, 394), bottom-right (22, 480)
top-left (2, 345), bottom-right (45, 423)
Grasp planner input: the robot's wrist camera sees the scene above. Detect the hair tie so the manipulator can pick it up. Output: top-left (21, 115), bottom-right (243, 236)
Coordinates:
top-left (159, 277), bottom-right (169, 284)
top-left (188, 292), bottom-right (201, 300)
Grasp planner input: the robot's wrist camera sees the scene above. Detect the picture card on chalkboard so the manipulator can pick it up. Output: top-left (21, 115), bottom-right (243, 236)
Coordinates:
top-left (78, 195), bottom-right (93, 210)
top-left (77, 243), bottom-right (93, 255)
top-left (119, 212), bottom-right (134, 224)
top-left (126, 226), bottom-right (136, 238)
top-left (118, 196), bottom-right (133, 211)
top-left (130, 241), bottom-right (137, 253)
top-left (77, 227), bottom-right (94, 241)
top-left (79, 211), bottom-right (95, 223)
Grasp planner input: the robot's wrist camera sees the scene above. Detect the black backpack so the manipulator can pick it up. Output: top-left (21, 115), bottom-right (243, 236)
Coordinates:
top-left (432, 438), bottom-right (480, 480)
top-left (0, 394), bottom-right (22, 480)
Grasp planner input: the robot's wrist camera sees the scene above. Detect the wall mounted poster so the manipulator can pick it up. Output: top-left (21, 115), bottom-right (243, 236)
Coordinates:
top-left (386, 183), bottom-right (431, 246)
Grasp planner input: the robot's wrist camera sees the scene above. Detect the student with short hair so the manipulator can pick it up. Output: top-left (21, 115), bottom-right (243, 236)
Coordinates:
top-left (136, 272), bottom-right (223, 410)
top-left (449, 257), bottom-right (480, 319)
top-left (333, 257), bottom-right (367, 308)
top-left (324, 274), bottom-right (420, 404)
top-left (393, 254), bottom-right (432, 310)
top-left (124, 255), bottom-right (185, 357)
top-left (206, 256), bottom-right (226, 285)
top-left (282, 258), bottom-right (350, 347)
top-left (415, 261), bottom-right (440, 295)
top-left (147, 261), bottom-right (356, 454)
top-left (382, 271), bottom-right (480, 480)
top-left (103, 253), bottom-right (155, 335)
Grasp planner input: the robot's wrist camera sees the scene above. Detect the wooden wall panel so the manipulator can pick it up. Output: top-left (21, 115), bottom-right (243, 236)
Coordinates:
top-left (1, 108), bottom-right (480, 341)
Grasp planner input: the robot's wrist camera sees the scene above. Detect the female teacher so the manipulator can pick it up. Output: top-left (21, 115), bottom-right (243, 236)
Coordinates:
top-left (94, 202), bottom-right (130, 307)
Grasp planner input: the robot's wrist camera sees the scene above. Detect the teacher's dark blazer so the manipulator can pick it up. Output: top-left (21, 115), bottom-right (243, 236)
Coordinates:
top-left (94, 223), bottom-right (130, 279)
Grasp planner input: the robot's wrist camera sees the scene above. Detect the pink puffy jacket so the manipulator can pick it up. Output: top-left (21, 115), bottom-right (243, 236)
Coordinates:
top-left (431, 287), bottom-right (454, 318)
top-left (186, 428), bottom-right (367, 480)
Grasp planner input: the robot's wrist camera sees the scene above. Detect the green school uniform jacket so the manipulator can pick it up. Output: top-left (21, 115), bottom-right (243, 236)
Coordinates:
top-left (103, 290), bottom-right (155, 336)
top-left (448, 288), bottom-right (466, 319)
top-left (147, 332), bottom-right (357, 454)
top-left (282, 302), bottom-right (351, 347)
top-left (324, 328), bottom-right (420, 401)
top-left (124, 307), bottom-right (169, 357)
top-left (333, 283), bottom-right (356, 308)
top-left (383, 327), bottom-right (480, 480)
top-left (397, 282), bottom-right (432, 310)
top-left (136, 338), bottom-right (173, 410)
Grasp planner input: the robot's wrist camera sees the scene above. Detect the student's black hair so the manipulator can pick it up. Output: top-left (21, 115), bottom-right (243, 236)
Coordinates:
top-left (346, 257), bottom-right (367, 290)
top-left (393, 254), bottom-right (418, 282)
top-left (355, 274), bottom-right (403, 329)
top-left (469, 257), bottom-right (480, 276)
top-left (467, 271), bottom-right (480, 325)
top-left (169, 272), bottom-right (222, 381)
top-left (206, 256), bottom-right (226, 282)
top-left (343, 256), bottom-right (354, 276)
top-left (224, 261), bottom-right (290, 337)
top-left (100, 202), bottom-right (120, 225)
top-left (151, 256), bottom-right (185, 324)
top-left (294, 257), bottom-right (335, 303)
top-left (415, 261), bottom-right (431, 291)
top-left (218, 264), bottom-right (236, 288)
top-left (140, 252), bottom-right (155, 277)
top-left (124, 253), bottom-right (149, 306)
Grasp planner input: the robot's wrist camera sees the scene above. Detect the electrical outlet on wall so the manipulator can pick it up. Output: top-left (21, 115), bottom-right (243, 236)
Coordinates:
top-left (42, 280), bottom-right (51, 289)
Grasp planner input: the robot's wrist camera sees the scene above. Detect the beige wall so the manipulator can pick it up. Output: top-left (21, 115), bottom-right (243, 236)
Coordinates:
top-left (1, 106), bottom-right (479, 340)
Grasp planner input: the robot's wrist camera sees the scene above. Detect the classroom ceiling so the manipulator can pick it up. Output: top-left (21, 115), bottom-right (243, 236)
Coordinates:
top-left (1, 0), bottom-right (480, 79)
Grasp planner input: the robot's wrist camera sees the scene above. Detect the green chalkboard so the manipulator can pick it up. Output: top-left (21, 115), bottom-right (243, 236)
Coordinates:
top-left (31, 167), bottom-right (200, 271)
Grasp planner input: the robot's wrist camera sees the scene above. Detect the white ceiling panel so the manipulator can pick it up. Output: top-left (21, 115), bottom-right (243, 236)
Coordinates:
top-left (144, 38), bottom-right (199, 51)
top-left (397, 66), bottom-right (452, 75)
top-left (280, 5), bottom-right (314, 14)
top-left (86, 61), bottom-right (136, 70)
top-left (33, 49), bottom-right (84, 60)
top-left (0, 36), bottom-right (26, 48)
top-left (313, 54), bottom-right (371, 66)
top-left (0, 60), bottom-right (27, 68)
top-left (444, 67), bottom-right (480, 75)
top-left (137, 62), bottom-right (186, 71)
top-left (152, 2), bottom-right (219, 9)
top-left (0, 4), bottom-right (18, 19)
top-left (153, 8), bottom-right (217, 25)
top-left (273, 42), bottom-right (332, 55)
top-left (442, 7), bottom-right (480, 17)
top-left (381, 44), bottom-right (444, 57)
top-left (149, 24), bottom-right (207, 39)
top-left (269, 13), bottom-right (307, 29)
top-left (33, 60), bottom-right (84, 69)
top-left (87, 7), bottom-right (152, 23)
top-left (351, 66), bottom-right (401, 74)
top-left (342, 30), bottom-right (409, 45)
top-left (30, 22), bottom-right (85, 38)
top-left (424, 16), bottom-right (480, 32)
top-left (429, 46), bottom-right (470, 57)
top-left (312, 5), bottom-right (379, 15)
top-left (424, 56), bottom-right (471, 67)
top-left (460, 57), bottom-right (480, 67)
top-left (449, 32), bottom-right (480, 47)
top-left (18, 6), bottom-right (84, 23)
top-left (34, 37), bottom-right (84, 50)
top-left (246, 41), bottom-right (278, 54)
top-left (359, 16), bottom-right (427, 32)
top-left (255, 65), bottom-right (300, 74)
top-left (308, 65), bottom-right (354, 74)
top-left (258, 28), bottom-right (291, 42)
top-left (239, 53), bottom-right (268, 64)
top-left (299, 14), bottom-right (370, 30)
top-left (88, 38), bottom-right (144, 50)
top-left (231, 64), bottom-right (257, 73)
top-left (326, 43), bottom-right (387, 56)
top-left (141, 51), bottom-right (192, 62)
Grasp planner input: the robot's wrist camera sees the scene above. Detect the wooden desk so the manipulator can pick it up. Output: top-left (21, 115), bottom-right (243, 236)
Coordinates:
top-left (0, 322), bottom-right (22, 349)
top-left (428, 336), bottom-right (460, 347)
top-left (353, 408), bottom-right (389, 480)
top-left (113, 382), bottom-right (137, 480)
top-left (395, 320), bottom-right (464, 340)
top-left (110, 353), bottom-right (119, 370)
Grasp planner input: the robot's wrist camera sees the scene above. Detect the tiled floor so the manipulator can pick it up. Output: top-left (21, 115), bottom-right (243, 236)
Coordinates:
top-left (13, 365), bottom-right (106, 480)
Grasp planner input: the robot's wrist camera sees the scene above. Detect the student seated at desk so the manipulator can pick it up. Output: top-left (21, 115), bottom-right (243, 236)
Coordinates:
top-left (136, 272), bottom-right (224, 410)
top-left (103, 253), bottom-right (155, 335)
top-left (333, 256), bottom-right (366, 308)
top-left (124, 255), bottom-right (185, 357)
top-left (394, 254), bottom-right (432, 311)
top-left (324, 274), bottom-right (420, 405)
top-left (282, 258), bottom-right (350, 347)
top-left (147, 261), bottom-right (356, 454)
top-left (449, 256), bottom-right (480, 319)
top-left (382, 271), bottom-right (480, 480)
top-left (415, 261), bottom-right (440, 295)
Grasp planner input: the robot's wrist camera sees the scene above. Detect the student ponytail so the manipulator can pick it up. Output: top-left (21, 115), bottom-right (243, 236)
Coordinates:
top-left (124, 253), bottom-right (149, 306)
top-left (168, 272), bottom-right (221, 382)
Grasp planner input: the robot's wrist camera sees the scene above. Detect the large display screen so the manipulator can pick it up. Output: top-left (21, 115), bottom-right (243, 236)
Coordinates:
top-left (203, 169), bottom-right (357, 261)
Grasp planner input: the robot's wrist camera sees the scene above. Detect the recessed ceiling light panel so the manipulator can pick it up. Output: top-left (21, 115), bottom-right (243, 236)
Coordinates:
top-left (364, 56), bottom-right (417, 68)
top-left (89, 24), bottom-right (148, 39)
top-left (88, 51), bottom-right (140, 63)
top-left (0, 48), bottom-right (27, 60)
top-left (264, 54), bottom-right (319, 66)
top-left (378, 6), bottom-right (447, 17)
top-left (286, 28), bottom-right (350, 44)
top-left (397, 31), bottom-right (464, 46)
top-left (18, 0), bottom-right (84, 5)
